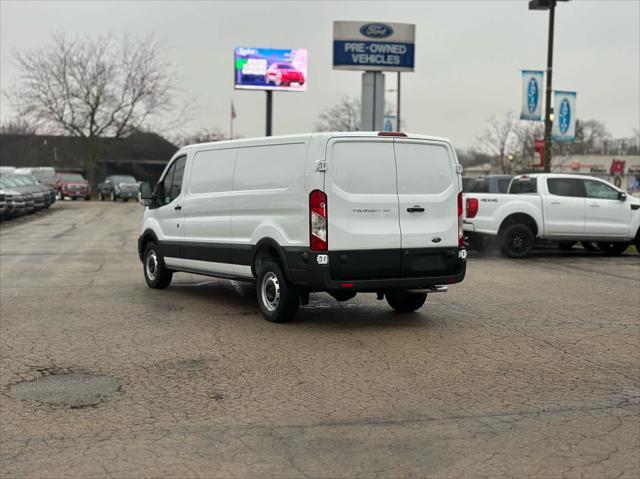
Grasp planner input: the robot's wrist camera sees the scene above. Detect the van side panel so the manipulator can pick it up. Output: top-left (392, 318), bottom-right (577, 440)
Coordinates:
top-left (230, 141), bottom-right (309, 274)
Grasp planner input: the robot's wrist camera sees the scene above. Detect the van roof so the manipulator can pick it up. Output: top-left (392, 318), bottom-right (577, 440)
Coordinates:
top-left (180, 132), bottom-right (452, 154)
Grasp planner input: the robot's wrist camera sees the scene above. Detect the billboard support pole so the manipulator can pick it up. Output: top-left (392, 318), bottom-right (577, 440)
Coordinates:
top-left (397, 72), bottom-right (401, 131)
top-left (361, 71), bottom-right (385, 131)
top-left (266, 90), bottom-right (273, 137)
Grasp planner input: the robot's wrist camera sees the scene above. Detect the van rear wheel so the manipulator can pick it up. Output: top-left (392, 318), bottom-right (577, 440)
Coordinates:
top-left (386, 291), bottom-right (427, 313)
top-left (256, 260), bottom-right (299, 322)
top-left (143, 242), bottom-right (173, 289)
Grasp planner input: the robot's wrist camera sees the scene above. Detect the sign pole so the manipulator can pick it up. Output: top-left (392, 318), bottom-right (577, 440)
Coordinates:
top-left (266, 90), bottom-right (273, 136)
top-left (397, 72), bottom-right (401, 131)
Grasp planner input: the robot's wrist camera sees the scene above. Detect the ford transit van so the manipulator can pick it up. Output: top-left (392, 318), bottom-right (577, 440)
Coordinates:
top-left (138, 132), bottom-right (467, 322)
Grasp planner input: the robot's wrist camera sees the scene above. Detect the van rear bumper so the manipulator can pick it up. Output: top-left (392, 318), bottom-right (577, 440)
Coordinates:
top-left (284, 247), bottom-right (466, 292)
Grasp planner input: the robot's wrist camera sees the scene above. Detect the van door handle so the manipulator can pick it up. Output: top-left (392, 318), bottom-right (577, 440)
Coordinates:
top-left (174, 205), bottom-right (182, 211)
top-left (407, 206), bottom-right (425, 213)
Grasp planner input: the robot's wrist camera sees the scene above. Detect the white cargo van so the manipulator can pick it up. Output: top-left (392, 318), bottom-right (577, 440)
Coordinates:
top-left (138, 132), bottom-right (467, 322)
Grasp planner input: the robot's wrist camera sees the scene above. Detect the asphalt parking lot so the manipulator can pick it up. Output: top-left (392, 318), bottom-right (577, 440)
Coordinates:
top-left (1, 201), bottom-right (639, 478)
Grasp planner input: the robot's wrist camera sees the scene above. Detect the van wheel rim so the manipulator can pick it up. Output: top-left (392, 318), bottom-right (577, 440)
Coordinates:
top-left (146, 251), bottom-right (158, 281)
top-left (261, 272), bottom-right (280, 312)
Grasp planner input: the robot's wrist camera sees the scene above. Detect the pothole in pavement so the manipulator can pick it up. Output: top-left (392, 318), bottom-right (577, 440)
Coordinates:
top-left (6, 371), bottom-right (122, 408)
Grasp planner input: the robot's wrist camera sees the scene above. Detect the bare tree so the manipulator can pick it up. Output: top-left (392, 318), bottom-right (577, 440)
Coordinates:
top-left (478, 112), bottom-right (519, 174)
top-left (8, 33), bottom-right (180, 182)
top-left (512, 121), bottom-right (543, 171)
top-left (576, 119), bottom-right (611, 154)
top-left (315, 96), bottom-right (360, 132)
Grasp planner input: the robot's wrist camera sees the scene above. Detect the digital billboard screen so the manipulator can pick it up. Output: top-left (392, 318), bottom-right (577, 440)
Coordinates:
top-left (234, 47), bottom-right (307, 92)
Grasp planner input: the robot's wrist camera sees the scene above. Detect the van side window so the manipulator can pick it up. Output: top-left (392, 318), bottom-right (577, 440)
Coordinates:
top-left (157, 155), bottom-right (186, 206)
top-left (169, 156), bottom-right (186, 202)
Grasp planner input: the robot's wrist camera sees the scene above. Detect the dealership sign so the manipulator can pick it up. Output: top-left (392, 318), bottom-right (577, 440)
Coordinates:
top-left (234, 47), bottom-right (307, 91)
top-left (552, 90), bottom-right (577, 141)
top-left (333, 21), bottom-right (415, 71)
top-left (520, 70), bottom-right (543, 121)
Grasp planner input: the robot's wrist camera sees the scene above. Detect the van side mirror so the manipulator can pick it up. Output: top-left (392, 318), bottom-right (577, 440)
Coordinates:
top-left (139, 181), bottom-right (154, 206)
top-left (618, 191), bottom-right (627, 201)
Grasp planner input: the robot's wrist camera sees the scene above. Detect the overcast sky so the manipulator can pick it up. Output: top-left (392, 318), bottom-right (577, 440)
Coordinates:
top-left (1, 0), bottom-right (639, 148)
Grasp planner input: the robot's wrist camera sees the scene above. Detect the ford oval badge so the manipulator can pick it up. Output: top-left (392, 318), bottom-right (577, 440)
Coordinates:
top-left (360, 23), bottom-right (394, 39)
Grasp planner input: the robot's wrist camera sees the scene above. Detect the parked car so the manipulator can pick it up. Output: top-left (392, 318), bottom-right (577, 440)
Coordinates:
top-left (97, 175), bottom-right (140, 202)
top-left (0, 185), bottom-right (26, 219)
top-left (137, 132), bottom-right (467, 322)
top-left (11, 174), bottom-right (55, 207)
top-left (463, 175), bottom-right (513, 194)
top-left (15, 167), bottom-right (57, 189)
top-left (265, 63), bottom-right (305, 86)
top-left (463, 173), bottom-right (640, 257)
top-left (0, 175), bottom-right (45, 211)
top-left (56, 172), bottom-right (91, 200)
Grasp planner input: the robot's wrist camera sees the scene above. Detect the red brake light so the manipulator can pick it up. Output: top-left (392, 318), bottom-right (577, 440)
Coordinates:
top-left (466, 197), bottom-right (479, 219)
top-left (457, 192), bottom-right (463, 218)
top-left (309, 190), bottom-right (327, 251)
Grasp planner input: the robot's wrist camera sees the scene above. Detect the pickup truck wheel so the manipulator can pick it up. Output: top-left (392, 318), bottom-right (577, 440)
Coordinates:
top-left (597, 242), bottom-right (628, 256)
top-left (501, 224), bottom-right (534, 258)
top-left (143, 242), bottom-right (173, 289)
top-left (256, 260), bottom-right (299, 323)
top-left (386, 291), bottom-right (427, 313)
top-left (581, 241), bottom-right (599, 252)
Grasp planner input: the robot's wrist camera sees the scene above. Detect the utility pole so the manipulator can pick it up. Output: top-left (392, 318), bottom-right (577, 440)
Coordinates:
top-left (265, 90), bottom-right (273, 136)
top-left (529, 0), bottom-right (569, 172)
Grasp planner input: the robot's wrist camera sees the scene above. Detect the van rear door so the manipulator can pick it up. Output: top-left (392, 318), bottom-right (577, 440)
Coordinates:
top-left (393, 140), bottom-right (459, 275)
top-left (326, 138), bottom-right (402, 279)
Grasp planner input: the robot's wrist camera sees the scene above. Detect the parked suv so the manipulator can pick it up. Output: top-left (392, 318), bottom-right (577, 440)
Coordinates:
top-left (57, 173), bottom-right (91, 200)
top-left (138, 132), bottom-right (467, 322)
top-left (98, 175), bottom-right (140, 201)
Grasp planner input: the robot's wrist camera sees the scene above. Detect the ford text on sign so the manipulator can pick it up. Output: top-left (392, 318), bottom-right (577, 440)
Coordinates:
top-left (333, 21), bottom-right (416, 72)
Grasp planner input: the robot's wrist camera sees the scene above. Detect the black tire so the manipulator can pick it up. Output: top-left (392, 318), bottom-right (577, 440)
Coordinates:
top-left (581, 241), bottom-right (599, 252)
top-left (500, 223), bottom-right (535, 258)
top-left (558, 241), bottom-right (576, 251)
top-left (84, 195), bottom-right (91, 201)
top-left (256, 259), bottom-right (299, 322)
top-left (123, 198), bottom-right (129, 202)
top-left (71, 197), bottom-right (77, 201)
top-left (386, 291), bottom-right (427, 313)
top-left (59, 193), bottom-right (64, 200)
top-left (597, 241), bottom-right (629, 256)
top-left (143, 242), bottom-right (173, 289)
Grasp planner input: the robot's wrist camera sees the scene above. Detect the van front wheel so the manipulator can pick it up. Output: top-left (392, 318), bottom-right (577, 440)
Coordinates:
top-left (257, 260), bottom-right (299, 322)
top-left (143, 242), bottom-right (173, 289)
top-left (386, 291), bottom-right (427, 313)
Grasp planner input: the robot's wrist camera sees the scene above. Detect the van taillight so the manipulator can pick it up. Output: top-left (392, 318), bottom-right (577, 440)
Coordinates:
top-left (466, 197), bottom-right (479, 219)
top-left (457, 192), bottom-right (464, 247)
top-left (310, 190), bottom-right (328, 251)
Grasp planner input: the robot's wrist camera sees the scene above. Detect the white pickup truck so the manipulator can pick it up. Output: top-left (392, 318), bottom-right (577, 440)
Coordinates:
top-left (463, 173), bottom-right (640, 258)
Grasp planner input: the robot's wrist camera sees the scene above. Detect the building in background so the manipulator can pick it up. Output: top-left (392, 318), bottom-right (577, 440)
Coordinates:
top-left (0, 131), bottom-right (178, 186)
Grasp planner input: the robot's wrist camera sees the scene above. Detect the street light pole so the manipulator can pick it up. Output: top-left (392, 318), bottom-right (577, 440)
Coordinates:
top-left (543, 0), bottom-right (556, 172)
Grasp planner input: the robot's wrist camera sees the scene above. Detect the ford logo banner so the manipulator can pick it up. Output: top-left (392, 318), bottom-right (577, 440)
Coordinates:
top-left (360, 23), bottom-right (394, 39)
